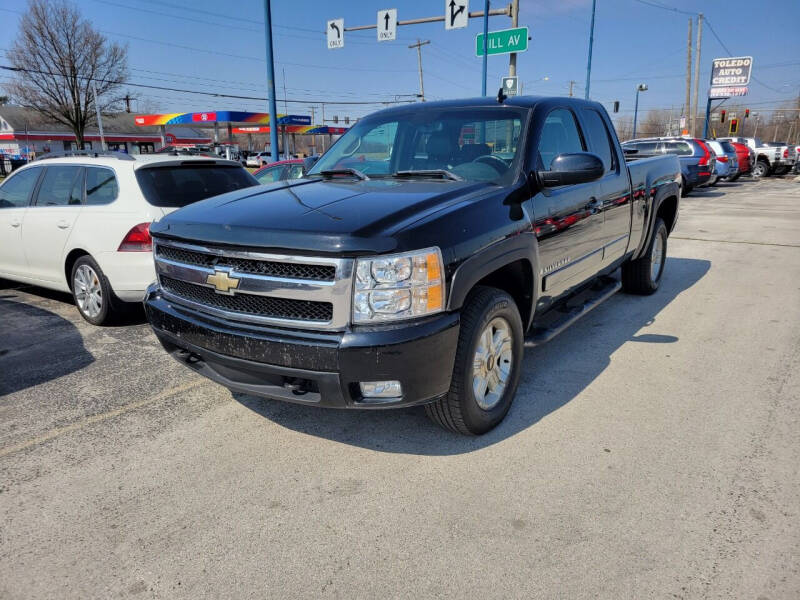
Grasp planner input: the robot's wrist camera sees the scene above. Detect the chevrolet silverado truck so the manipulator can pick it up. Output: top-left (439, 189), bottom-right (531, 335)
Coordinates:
top-left (144, 96), bottom-right (680, 435)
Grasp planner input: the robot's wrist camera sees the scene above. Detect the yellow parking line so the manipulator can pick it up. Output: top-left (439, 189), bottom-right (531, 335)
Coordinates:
top-left (0, 378), bottom-right (207, 459)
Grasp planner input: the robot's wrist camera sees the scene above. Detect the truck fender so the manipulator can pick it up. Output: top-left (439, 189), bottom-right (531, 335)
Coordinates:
top-left (446, 232), bottom-right (539, 328)
top-left (634, 180), bottom-right (680, 260)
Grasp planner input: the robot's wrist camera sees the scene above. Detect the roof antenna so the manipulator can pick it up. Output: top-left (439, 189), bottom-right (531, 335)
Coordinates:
top-left (497, 87), bottom-right (507, 104)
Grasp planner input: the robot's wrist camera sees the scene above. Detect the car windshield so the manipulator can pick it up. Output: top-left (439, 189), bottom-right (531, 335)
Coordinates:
top-left (307, 106), bottom-right (526, 184)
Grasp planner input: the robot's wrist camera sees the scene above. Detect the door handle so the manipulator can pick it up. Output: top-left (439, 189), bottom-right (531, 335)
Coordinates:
top-left (585, 197), bottom-right (601, 211)
top-left (10, 218), bottom-right (21, 227)
top-left (56, 220), bottom-right (70, 229)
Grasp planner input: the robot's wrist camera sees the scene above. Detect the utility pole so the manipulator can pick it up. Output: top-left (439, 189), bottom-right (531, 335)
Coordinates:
top-left (263, 0), bottom-right (280, 163)
top-left (321, 104), bottom-right (326, 153)
top-left (92, 81), bottom-right (106, 151)
top-left (309, 106), bottom-right (316, 155)
top-left (408, 39), bottom-right (430, 101)
top-left (691, 13), bottom-right (703, 137)
top-left (508, 0), bottom-right (519, 78)
top-left (481, 0), bottom-right (489, 96)
top-left (568, 80), bottom-right (577, 98)
top-left (124, 93), bottom-right (132, 114)
top-left (584, 0), bottom-right (597, 99)
top-left (684, 17), bottom-right (692, 127)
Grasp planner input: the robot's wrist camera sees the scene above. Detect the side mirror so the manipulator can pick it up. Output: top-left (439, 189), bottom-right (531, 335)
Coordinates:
top-left (301, 155), bottom-right (319, 175)
top-left (537, 152), bottom-right (605, 187)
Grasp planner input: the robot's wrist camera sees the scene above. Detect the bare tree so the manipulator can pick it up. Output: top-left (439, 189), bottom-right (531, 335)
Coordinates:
top-left (6, 0), bottom-right (128, 148)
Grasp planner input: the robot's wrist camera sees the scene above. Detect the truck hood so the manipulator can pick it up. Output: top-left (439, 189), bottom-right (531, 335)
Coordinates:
top-left (150, 177), bottom-right (491, 254)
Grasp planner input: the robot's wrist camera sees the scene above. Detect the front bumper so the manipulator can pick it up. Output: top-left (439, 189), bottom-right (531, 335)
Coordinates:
top-left (144, 285), bottom-right (460, 409)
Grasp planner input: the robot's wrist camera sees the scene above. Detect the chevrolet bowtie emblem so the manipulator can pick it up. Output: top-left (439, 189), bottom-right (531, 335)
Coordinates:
top-left (206, 269), bottom-right (240, 295)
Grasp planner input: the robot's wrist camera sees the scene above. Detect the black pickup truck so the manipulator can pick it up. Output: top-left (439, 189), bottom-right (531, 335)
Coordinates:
top-left (144, 96), bottom-right (680, 435)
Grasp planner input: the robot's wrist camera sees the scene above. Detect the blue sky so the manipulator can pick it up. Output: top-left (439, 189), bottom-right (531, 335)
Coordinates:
top-left (1, 0), bottom-right (798, 123)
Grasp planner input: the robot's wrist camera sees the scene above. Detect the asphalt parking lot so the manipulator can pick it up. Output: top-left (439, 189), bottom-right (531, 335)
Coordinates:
top-left (1, 177), bottom-right (799, 599)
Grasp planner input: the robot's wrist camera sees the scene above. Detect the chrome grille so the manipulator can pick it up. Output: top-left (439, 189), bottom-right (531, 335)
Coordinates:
top-left (156, 245), bottom-right (336, 281)
top-left (160, 276), bottom-right (333, 321)
top-left (153, 239), bottom-right (353, 330)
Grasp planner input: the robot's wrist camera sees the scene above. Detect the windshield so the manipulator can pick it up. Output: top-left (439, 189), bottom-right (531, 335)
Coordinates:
top-left (308, 106), bottom-right (526, 183)
top-left (135, 164), bottom-right (258, 208)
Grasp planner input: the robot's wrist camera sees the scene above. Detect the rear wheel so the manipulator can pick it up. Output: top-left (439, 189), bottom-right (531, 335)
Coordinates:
top-left (728, 172), bottom-right (740, 182)
top-left (425, 286), bottom-right (523, 435)
top-left (622, 217), bottom-right (667, 295)
top-left (681, 183), bottom-right (693, 197)
top-left (71, 256), bottom-right (117, 325)
top-left (753, 160), bottom-right (769, 178)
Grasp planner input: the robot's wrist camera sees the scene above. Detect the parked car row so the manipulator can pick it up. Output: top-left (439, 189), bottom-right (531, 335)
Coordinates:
top-left (621, 133), bottom-right (796, 196)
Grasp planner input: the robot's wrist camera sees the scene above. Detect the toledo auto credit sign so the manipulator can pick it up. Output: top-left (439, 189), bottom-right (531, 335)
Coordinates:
top-left (709, 56), bottom-right (753, 98)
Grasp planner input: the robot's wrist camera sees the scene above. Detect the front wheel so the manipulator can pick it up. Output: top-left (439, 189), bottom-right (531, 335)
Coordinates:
top-left (622, 217), bottom-right (667, 295)
top-left (425, 286), bottom-right (524, 435)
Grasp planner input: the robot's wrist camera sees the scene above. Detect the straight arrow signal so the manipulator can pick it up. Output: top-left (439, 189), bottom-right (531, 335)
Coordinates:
top-left (449, 0), bottom-right (465, 26)
top-left (384, 12), bottom-right (390, 30)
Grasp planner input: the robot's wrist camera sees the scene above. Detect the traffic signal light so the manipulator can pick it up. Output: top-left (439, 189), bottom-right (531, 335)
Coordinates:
top-left (745, 109), bottom-right (750, 119)
top-left (344, 116), bottom-right (350, 124)
top-left (729, 118), bottom-right (739, 134)
top-left (720, 110), bottom-right (726, 123)
top-left (613, 101), bottom-right (620, 113)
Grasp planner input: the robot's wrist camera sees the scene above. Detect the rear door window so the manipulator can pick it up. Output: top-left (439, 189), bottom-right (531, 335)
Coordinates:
top-left (135, 164), bottom-right (258, 208)
top-left (0, 167), bottom-right (42, 208)
top-left (85, 167), bottom-right (119, 205)
top-left (34, 165), bottom-right (83, 206)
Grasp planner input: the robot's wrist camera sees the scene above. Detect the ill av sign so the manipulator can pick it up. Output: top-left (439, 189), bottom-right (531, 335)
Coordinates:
top-left (476, 27), bottom-right (529, 56)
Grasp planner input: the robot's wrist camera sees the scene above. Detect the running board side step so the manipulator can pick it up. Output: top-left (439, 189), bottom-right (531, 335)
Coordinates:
top-left (524, 277), bottom-right (622, 347)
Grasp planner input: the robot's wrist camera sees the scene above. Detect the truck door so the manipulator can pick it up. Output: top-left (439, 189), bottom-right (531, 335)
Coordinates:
top-left (578, 107), bottom-right (632, 265)
top-left (530, 108), bottom-right (605, 302)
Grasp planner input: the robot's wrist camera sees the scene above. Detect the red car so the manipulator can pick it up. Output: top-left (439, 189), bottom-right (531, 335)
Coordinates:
top-left (252, 158), bottom-right (306, 184)
top-left (730, 141), bottom-right (752, 176)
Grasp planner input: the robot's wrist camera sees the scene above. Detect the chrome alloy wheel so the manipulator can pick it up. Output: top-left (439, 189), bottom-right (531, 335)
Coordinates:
top-left (651, 231), bottom-right (664, 282)
top-left (472, 317), bottom-right (513, 410)
top-left (74, 264), bottom-right (103, 318)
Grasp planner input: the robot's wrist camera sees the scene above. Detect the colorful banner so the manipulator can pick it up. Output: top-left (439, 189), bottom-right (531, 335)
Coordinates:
top-left (134, 111), bottom-right (312, 127)
top-left (232, 125), bottom-right (348, 135)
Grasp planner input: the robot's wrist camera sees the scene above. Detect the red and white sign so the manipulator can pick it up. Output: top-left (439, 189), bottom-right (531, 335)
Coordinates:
top-left (192, 112), bottom-right (217, 122)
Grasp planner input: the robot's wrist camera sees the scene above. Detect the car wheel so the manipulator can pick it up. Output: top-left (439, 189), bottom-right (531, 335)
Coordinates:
top-left (753, 160), bottom-right (769, 178)
top-left (709, 176), bottom-right (718, 186)
top-left (622, 217), bottom-right (667, 296)
top-left (728, 173), bottom-right (740, 182)
top-left (71, 255), bottom-right (117, 325)
top-left (425, 286), bottom-right (523, 435)
top-left (681, 183), bottom-right (693, 197)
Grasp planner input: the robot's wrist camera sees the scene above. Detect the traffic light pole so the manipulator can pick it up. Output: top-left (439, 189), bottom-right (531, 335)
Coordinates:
top-left (702, 97), bottom-right (712, 139)
top-left (263, 0), bottom-right (280, 163)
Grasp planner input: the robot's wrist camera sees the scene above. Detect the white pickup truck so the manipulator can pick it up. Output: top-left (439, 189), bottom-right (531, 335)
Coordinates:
top-left (720, 137), bottom-right (797, 177)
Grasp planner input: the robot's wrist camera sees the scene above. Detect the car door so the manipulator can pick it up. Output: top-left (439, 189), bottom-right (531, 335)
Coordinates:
top-left (578, 107), bottom-right (632, 265)
top-left (0, 166), bottom-right (43, 277)
top-left (529, 107), bottom-right (606, 301)
top-left (20, 164), bottom-right (84, 282)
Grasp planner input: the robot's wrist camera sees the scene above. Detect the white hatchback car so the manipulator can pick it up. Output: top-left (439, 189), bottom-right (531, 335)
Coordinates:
top-left (0, 151), bottom-right (258, 324)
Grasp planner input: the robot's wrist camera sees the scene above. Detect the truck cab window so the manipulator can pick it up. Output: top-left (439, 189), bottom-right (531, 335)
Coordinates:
top-left (581, 109), bottom-right (616, 172)
top-left (537, 109), bottom-right (585, 170)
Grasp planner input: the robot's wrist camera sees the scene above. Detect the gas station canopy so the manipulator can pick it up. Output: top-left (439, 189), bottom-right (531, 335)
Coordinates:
top-left (232, 125), bottom-right (348, 135)
top-left (134, 111), bottom-right (312, 127)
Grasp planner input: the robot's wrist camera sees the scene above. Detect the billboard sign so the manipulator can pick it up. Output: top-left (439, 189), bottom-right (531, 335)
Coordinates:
top-left (709, 56), bottom-right (753, 98)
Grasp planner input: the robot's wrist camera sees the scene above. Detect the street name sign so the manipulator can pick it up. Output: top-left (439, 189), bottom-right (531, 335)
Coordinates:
top-left (476, 27), bottom-right (529, 56)
top-left (445, 0), bottom-right (469, 30)
top-left (501, 76), bottom-right (518, 97)
top-left (327, 18), bottom-right (344, 49)
top-left (378, 9), bottom-right (397, 41)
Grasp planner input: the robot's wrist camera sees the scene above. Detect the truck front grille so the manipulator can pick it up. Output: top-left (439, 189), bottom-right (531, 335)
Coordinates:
top-left (160, 276), bottom-right (333, 322)
top-left (153, 240), bottom-right (353, 330)
top-left (156, 245), bottom-right (336, 281)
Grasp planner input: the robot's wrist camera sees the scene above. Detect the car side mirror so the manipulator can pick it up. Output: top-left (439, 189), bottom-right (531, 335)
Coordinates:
top-left (537, 152), bottom-right (605, 187)
top-left (301, 155), bottom-right (319, 175)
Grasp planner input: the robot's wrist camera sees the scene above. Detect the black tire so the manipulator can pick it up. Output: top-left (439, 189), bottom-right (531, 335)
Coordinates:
top-left (425, 286), bottom-right (524, 435)
top-left (773, 166), bottom-right (789, 176)
top-left (728, 172), bottom-right (740, 182)
top-left (709, 176), bottom-right (718, 186)
top-left (681, 183), bottom-right (693, 197)
top-left (753, 160), bottom-right (769, 178)
top-left (70, 255), bottom-right (118, 325)
top-left (622, 217), bottom-right (667, 295)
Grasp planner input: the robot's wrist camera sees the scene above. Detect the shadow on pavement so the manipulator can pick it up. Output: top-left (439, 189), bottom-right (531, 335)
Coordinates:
top-left (234, 257), bottom-right (711, 455)
top-left (0, 296), bottom-right (95, 396)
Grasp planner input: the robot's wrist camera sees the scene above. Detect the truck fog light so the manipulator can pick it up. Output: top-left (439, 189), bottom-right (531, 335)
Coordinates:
top-left (359, 380), bottom-right (402, 398)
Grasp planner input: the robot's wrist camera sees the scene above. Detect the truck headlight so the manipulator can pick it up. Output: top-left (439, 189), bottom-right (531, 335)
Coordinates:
top-left (353, 247), bottom-right (444, 323)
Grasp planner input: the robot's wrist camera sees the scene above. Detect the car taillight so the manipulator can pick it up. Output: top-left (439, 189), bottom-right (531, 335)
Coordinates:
top-left (719, 156), bottom-right (728, 162)
top-left (784, 148), bottom-right (789, 158)
top-left (696, 140), bottom-right (711, 166)
top-left (118, 222), bottom-right (152, 252)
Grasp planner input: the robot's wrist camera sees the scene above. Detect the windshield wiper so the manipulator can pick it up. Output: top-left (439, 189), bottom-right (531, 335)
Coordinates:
top-left (319, 168), bottom-right (370, 181)
top-left (391, 169), bottom-right (463, 181)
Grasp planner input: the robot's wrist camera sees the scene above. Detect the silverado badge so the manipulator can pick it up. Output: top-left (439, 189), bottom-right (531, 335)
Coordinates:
top-left (206, 269), bottom-right (240, 295)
